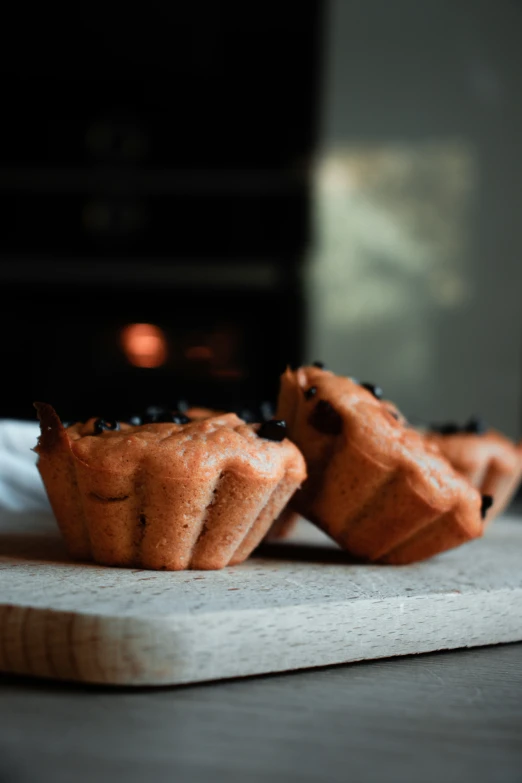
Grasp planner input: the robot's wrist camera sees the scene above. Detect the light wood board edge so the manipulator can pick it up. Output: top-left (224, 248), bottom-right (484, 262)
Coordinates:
top-left (1, 589), bottom-right (521, 686)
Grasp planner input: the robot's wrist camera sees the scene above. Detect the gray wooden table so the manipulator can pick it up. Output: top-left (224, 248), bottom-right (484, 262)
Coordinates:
top-left (1, 643), bottom-right (521, 783)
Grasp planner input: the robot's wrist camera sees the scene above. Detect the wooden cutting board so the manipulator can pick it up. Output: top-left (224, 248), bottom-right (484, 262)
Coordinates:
top-left (1, 510), bottom-right (521, 687)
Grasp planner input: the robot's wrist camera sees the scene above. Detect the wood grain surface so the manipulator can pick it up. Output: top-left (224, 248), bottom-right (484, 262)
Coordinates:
top-left (1, 511), bottom-right (522, 686)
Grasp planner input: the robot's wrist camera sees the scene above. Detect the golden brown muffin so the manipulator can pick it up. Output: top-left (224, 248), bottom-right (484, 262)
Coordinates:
top-left (34, 402), bottom-right (306, 571)
top-left (425, 420), bottom-right (522, 522)
top-left (276, 366), bottom-right (486, 564)
top-left (184, 405), bottom-right (300, 541)
top-left (268, 398), bottom-right (407, 542)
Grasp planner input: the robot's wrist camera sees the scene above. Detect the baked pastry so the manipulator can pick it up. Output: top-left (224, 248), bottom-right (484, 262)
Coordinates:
top-left (267, 394), bottom-right (408, 542)
top-left (184, 404), bottom-right (300, 541)
top-left (276, 366), bottom-right (487, 564)
top-left (425, 418), bottom-right (522, 521)
top-left (34, 402), bottom-right (306, 570)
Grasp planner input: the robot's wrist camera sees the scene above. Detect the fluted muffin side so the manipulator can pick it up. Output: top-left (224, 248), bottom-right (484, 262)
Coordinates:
top-left (34, 402), bottom-right (306, 570)
top-left (276, 367), bottom-right (485, 564)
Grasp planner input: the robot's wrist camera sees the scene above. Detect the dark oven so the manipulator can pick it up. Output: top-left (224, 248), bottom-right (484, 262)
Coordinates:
top-left (0, 3), bottom-right (324, 421)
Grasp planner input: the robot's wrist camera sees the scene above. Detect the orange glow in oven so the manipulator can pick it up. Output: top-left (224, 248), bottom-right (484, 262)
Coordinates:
top-left (120, 323), bottom-right (168, 368)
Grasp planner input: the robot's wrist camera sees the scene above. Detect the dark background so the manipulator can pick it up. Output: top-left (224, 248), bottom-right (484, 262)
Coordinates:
top-left (0, 3), bottom-right (325, 422)
top-left (1, 1), bottom-right (522, 437)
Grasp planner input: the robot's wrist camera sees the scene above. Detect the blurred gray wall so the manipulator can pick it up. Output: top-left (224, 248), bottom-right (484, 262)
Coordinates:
top-left (308, 0), bottom-right (522, 436)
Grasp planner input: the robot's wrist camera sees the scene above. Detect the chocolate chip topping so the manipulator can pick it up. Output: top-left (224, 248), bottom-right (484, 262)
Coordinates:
top-left (237, 408), bottom-right (257, 423)
top-left (143, 405), bottom-right (171, 423)
top-left (142, 406), bottom-right (190, 424)
top-left (304, 386), bottom-right (317, 400)
top-left (172, 412), bottom-right (191, 424)
top-left (431, 422), bottom-right (460, 435)
top-left (360, 382), bottom-right (383, 400)
top-left (93, 418), bottom-right (120, 435)
top-left (259, 401), bottom-right (275, 422)
top-left (464, 416), bottom-right (487, 435)
top-left (431, 417), bottom-right (487, 436)
top-left (308, 400), bottom-right (343, 435)
top-left (257, 419), bottom-right (287, 442)
top-left (232, 401), bottom-right (274, 423)
top-left (481, 494), bottom-right (494, 520)
top-left (312, 361), bottom-right (325, 369)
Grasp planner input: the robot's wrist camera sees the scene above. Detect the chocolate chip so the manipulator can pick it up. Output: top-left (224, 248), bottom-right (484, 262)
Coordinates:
top-left (481, 494), bottom-right (494, 520)
top-left (172, 412), bottom-right (191, 424)
top-left (304, 386), bottom-right (317, 400)
top-left (237, 408), bottom-right (257, 423)
top-left (308, 400), bottom-right (343, 435)
top-left (259, 401), bottom-right (274, 422)
top-left (430, 422), bottom-right (460, 435)
top-left (233, 401), bottom-right (274, 423)
top-left (464, 416), bottom-right (487, 435)
top-left (93, 418), bottom-right (120, 435)
top-left (143, 406), bottom-right (190, 424)
top-left (312, 361), bottom-right (325, 369)
top-left (431, 417), bottom-right (486, 436)
top-left (360, 382), bottom-right (383, 400)
top-left (143, 405), bottom-right (168, 422)
top-left (257, 420), bottom-right (287, 442)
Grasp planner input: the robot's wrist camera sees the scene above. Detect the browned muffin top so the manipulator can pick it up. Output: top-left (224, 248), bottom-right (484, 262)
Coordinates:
top-left (277, 366), bottom-right (481, 512)
top-left (35, 402), bottom-right (306, 484)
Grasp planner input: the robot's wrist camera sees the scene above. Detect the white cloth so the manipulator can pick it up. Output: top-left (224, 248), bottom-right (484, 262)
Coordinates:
top-left (0, 420), bottom-right (50, 512)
